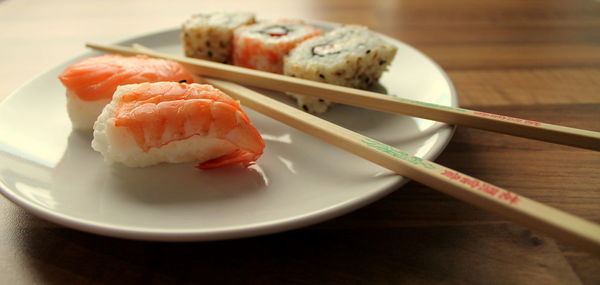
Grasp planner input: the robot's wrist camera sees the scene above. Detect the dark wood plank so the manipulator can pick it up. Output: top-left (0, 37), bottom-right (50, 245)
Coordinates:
top-left (422, 44), bottom-right (600, 69)
top-left (3, 206), bottom-right (582, 285)
top-left (449, 68), bottom-right (600, 106)
top-left (560, 243), bottom-right (600, 285)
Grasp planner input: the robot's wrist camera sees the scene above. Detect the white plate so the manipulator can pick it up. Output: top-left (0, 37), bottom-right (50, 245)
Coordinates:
top-left (0, 23), bottom-right (456, 241)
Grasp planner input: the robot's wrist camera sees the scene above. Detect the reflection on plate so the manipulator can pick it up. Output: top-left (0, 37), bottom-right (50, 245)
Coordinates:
top-left (0, 22), bottom-right (456, 241)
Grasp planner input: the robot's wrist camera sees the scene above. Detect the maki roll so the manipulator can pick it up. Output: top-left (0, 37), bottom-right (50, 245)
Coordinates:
top-left (182, 11), bottom-right (256, 63)
top-left (284, 25), bottom-right (398, 113)
top-left (232, 19), bottom-right (322, 73)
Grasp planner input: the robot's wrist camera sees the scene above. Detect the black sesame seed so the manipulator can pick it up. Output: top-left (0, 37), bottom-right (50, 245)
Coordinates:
top-left (178, 80), bottom-right (187, 83)
top-left (379, 60), bottom-right (386, 65)
top-left (302, 105), bottom-right (308, 111)
top-left (319, 99), bottom-right (324, 102)
top-left (208, 51), bottom-right (213, 57)
top-left (319, 74), bottom-right (325, 79)
top-left (366, 49), bottom-right (371, 54)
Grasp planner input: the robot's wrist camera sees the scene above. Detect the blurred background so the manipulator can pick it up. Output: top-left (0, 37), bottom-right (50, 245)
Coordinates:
top-left (3, 0), bottom-right (600, 104)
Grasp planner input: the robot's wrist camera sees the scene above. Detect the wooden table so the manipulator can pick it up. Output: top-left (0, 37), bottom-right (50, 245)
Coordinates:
top-left (1, 0), bottom-right (599, 284)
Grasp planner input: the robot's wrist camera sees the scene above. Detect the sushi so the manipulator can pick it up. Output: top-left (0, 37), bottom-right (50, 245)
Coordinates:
top-left (284, 25), bottom-right (398, 113)
top-left (182, 11), bottom-right (256, 63)
top-left (58, 54), bottom-right (194, 130)
top-left (232, 19), bottom-right (322, 73)
top-left (91, 82), bottom-right (265, 169)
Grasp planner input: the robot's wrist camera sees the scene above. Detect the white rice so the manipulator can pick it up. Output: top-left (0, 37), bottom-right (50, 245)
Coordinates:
top-left (91, 84), bottom-right (237, 168)
top-left (66, 91), bottom-right (111, 130)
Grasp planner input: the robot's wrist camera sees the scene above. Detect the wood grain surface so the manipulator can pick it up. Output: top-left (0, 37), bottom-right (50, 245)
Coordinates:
top-left (1, 0), bottom-right (599, 284)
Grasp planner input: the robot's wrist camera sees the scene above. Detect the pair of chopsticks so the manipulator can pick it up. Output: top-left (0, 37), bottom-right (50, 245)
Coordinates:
top-left (86, 42), bottom-right (600, 151)
top-left (86, 43), bottom-right (600, 254)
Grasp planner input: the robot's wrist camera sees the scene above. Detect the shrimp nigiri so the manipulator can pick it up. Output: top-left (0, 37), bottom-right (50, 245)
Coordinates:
top-left (91, 82), bottom-right (265, 169)
top-left (58, 54), bottom-right (194, 130)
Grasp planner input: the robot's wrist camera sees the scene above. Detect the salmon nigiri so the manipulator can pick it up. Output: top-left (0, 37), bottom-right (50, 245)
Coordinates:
top-left (91, 82), bottom-right (265, 169)
top-left (58, 54), bottom-right (194, 130)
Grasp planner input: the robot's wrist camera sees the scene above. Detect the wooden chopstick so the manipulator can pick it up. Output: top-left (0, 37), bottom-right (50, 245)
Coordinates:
top-left (86, 42), bottom-right (600, 151)
top-left (203, 77), bottom-right (600, 255)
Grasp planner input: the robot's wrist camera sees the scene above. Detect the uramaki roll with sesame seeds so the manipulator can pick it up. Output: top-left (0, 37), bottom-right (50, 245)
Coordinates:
top-left (181, 11), bottom-right (255, 63)
top-left (232, 19), bottom-right (322, 74)
top-left (283, 25), bottom-right (398, 114)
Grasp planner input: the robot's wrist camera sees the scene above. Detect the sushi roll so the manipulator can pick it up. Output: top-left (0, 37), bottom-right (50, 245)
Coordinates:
top-left (92, 82), bottom-right (265, 169)
top-left (284, 25), bottom-right (398, 114)
top-left (58, 54), bottom-right (194, 130)
top-left (233, 19), bottom-right (322, 73)
top-left (181, 11), bottom-right (256, 63)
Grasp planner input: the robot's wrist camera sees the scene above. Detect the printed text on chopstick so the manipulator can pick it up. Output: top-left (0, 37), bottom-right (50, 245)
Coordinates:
top-left (361, 138), bottom-right (520, 205)
top-left (361, 138), bottom-right (435, 169)
top-left (472, 111), bottom-right (541, 126)
top-left (440, 169), bottom-right (520, 204)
